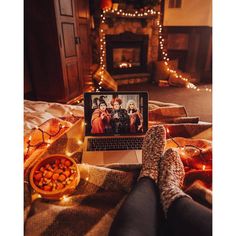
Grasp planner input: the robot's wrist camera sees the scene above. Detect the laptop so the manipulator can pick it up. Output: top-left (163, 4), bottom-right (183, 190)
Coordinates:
top-left (82, 91), bottom-right (148, 165)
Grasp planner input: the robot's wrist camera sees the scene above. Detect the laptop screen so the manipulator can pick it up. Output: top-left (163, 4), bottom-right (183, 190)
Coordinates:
top-left (84, 92), bottom-right (148, 136)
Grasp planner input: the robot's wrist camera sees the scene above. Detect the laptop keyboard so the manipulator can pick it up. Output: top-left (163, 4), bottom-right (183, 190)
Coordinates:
top-left (87, 137), bottom-right (144, 151)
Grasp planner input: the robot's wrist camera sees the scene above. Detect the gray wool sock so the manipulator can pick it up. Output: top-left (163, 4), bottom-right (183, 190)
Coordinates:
top-left (138, 125), bottom-right (166, 184)
top-left (159, 148), bottom-right (191, 217)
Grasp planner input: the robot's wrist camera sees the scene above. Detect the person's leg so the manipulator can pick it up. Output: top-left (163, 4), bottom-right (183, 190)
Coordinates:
top-left (109, 125), bottom-right (166, 236)
top-left (159, 148), bottom-right (212, 236)
top-left (109, 177), bottom-right (164, 236)
top-left (167, 196), bottom-right (212, 236)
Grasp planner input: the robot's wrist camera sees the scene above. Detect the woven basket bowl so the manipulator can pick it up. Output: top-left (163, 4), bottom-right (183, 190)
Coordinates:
top-left (29, 154), bottom-right (80, 200)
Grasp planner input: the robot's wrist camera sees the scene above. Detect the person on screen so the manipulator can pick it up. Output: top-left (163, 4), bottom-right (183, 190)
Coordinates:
top-left (126, 100), bottom-right (143, 133)
top-left (110, 97), bottom-right (130, 134)
top-left (91, 101), bottom-right (112, 134)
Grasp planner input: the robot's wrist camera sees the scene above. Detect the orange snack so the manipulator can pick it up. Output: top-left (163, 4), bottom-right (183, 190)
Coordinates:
top-left (65, 160), bottom-right (72, 167)
top-left (45, 164), bottom-right (53, 171)
top-left (52, 173), bottom-right (59, 180)
top-left (34, 172), bottom-right (43, 181)
top-left (61, 158), bottom-right (66, 164)
top-left (30, 155), bottom-right (80, 197)
top-left (45, 171), bottom-right (53, 179)
top-left (58, 174), bottom-right (66, 182)
top-left (56, 183), bottom-right (64, 190)
top-left (64, 170), bottom-right (71, 177)
top-left (55, 169), bottom-right (63, 174)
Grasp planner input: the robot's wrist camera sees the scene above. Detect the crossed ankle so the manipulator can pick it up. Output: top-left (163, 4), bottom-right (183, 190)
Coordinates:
top-left (138, 169), bottom-right (159, 184)
top-left (160, 186), bottom-right (191, 217)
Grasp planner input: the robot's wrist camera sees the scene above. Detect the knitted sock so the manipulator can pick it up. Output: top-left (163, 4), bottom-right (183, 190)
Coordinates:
top-left (138, 125), bottom-right (166, 184)
top-left (159, 148), bottom-right (191, 217)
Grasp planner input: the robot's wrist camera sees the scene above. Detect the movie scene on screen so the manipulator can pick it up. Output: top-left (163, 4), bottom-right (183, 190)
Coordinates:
top-left (89, 94), bottom-right (144, 135)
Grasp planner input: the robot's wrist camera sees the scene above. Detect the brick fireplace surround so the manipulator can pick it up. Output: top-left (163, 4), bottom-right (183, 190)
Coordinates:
top-left (99, 12), bottom-right (160, 85)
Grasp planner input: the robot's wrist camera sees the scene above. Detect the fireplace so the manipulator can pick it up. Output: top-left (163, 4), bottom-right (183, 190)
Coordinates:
top-left (106, 32), bottom-right (148, 75)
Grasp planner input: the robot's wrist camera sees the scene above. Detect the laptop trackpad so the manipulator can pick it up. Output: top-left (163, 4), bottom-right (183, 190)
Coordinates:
top-left (103, 151), bottom-right (138, 164)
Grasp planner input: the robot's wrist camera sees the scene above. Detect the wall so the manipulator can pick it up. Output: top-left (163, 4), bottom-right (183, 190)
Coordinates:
top-left (164, 0), bottom-right (212, 26)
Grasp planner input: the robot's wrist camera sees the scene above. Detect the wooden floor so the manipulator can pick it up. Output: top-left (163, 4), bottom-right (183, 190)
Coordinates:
top-left (119, 82), bottom-right (212, 122)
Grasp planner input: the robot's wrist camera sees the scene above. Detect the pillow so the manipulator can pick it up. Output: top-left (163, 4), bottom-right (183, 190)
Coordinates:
top-left (93, 66), bottom-right (118, 91)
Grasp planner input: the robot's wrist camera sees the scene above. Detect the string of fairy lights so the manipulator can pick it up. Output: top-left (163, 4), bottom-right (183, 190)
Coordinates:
top-left (24, 123), bottom-right (68, 160)
top-left (97, 6), bottom-right (211, 93)
top-left (166, 127), bottom-right (209, 171)
top-left (97, 8), bottom-right (158, 92)
top-left (156, 10), bottom-right (212, 92)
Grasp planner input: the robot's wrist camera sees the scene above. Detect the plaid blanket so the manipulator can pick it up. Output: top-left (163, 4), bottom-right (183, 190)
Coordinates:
top-left (24, 124), bottom-right (212, 236)
top-left (24, 100), bottom-right (212, 236)
top-left (24, 164), bottom-right (138, 236)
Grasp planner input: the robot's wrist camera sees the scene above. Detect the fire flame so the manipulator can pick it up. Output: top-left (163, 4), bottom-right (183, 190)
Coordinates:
top-left (119, 62), bottom-right (132, 68)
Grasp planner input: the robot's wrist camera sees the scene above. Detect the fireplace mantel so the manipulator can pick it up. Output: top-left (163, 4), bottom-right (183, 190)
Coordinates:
top-left (103, 12), bottom-right (157, 28)
top-left (105, 13), bottom-right (157, 19)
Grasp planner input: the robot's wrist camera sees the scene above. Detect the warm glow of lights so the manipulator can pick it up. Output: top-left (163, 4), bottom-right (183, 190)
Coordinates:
top-left (166, 128), bottom-right (170, 134)
top-left (156, 9), bottom-right (211, 93)
top-left (179, 149), bottom-right (186, 157)
top-left (32, 193), bottom-right (42, 201)
top-left (25, 123), bottom-right (67, 159)
top-left (65, 151), bottom-right (73, 156)
top-left (98, 8), bottom-right (158, 91)
top-left (202, 165), bottom-right (206, 171)
top-left (78, 140), bottom-right (83, 145)
top-left (119, 62), bottom-right (132, 68)
top-left (61, 195), bottom-right (70, 202)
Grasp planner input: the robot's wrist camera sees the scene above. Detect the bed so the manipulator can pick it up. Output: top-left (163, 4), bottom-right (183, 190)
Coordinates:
top-left (24, 99), bottom-right (212, 236)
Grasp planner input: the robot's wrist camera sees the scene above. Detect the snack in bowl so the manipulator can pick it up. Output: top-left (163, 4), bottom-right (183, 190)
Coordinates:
top-left (30, 154), bottom-right (80, 199)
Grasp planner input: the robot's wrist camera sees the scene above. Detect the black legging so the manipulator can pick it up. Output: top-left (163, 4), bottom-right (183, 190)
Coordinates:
top-left (109, 177), bottom-right (212, 236)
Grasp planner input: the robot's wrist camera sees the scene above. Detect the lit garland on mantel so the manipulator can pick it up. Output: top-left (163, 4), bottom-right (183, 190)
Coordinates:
top-left (97, 6), bottom-right (211, 93)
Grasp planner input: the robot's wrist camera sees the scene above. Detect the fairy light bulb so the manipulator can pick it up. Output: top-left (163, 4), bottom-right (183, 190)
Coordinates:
top-left (47, 140), bottom-right (51, 147)
top-left (61, 195), bottom-right (70, 202)
top-left (166, 128), bottom-right (170, 135)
